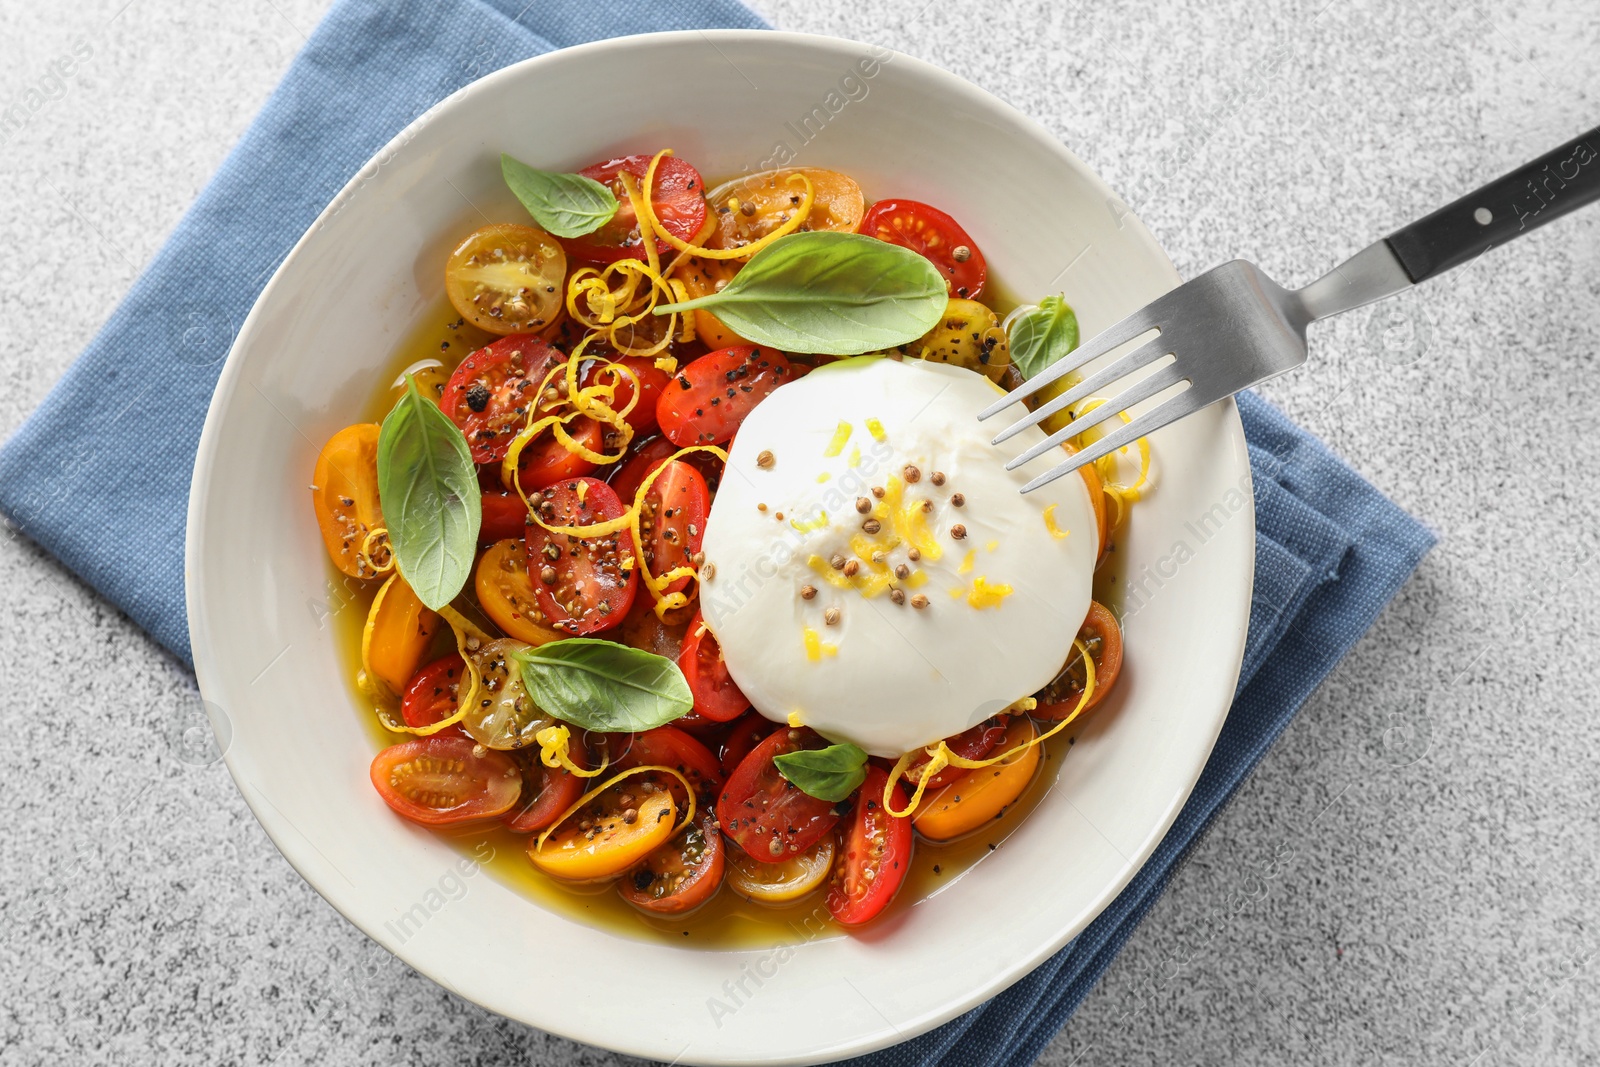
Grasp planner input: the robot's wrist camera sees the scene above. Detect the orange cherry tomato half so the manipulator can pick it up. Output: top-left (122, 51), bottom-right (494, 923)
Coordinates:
top-left (678, 612), bottom-right (750, 723)
top-left (444, 222), bottom-right (566, 335)
top-left (904, 716), bottom-right (1009, 792)
top-left (618, 812), bottom-right (725, 915)
top-left (718, 727), bottom-right (841, 862)
top-left (440, 334), bottom-right (565, 464)
top-left (581, 355), bottom-right (671, 437)
top-left (912, 716), bottom-right (1040, 842)
top-left (560, 154), bottom-right (708, 264)
top-left (704, 168), bottom-right (865, 249)
top-left (827, 766), bottom-right (914, 926)
top-left (656, 346), bottom-right (794, 447)
top-left (474, 539), bottom-right (564, 646)
top-left (400, 653), bottom-right (468, 739)
top-left (859, 199), bottom-right (987, 299)
top-left (638, 460), bottom-right (709, 596)
top-left (311, 423), bottom-right (387, 579)
top-left (361, 574), bottom-right (440, 698)
top-left (502, 744), bottom-right (589, 834)
top-left (524, 477), bottom-right (637, 635)
top-left (613, 725), bottom-right (723, 807)
top-left (370, 734), bottom-right (522, 827)
top-left (1034, 601), bottom-right (1124, 719)
top-left (530, 782), bottom-right (678, 882)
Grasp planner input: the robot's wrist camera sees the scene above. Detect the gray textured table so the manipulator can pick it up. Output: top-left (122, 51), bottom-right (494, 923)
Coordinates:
top-left (3, 1), bottom-right (1598, 1064)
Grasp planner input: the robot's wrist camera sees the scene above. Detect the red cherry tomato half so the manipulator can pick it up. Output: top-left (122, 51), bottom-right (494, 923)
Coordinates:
top-left (440, 334), bottom-right (564, 463)
top-left (639, 460), bottom-right (709, 596)
top-left (613, 724), bottom-right (723, 806)
top-left (656, 346), bottom-right (793, 447)
top-left (678, 612), bottom-right (750, 723)
top-left (514, 415), bottom-right (603, 491)
top-left (717, 727), bottom-right (841, 863)
top-left (858, 199), bottom-right (987, 300)
top-left (582, 355), bottom-right (671, 437)
top-left (904, 716), bottom-right (1009, 792)
top-left (561, 154), bottom-right (708, 264)
top-left (400, 653), bottom-right (469, 740)
top-left (501, 744), bottom-right (589, 833)
top-left (619, 812), bottom-right (725, 915)
top-left (1034, 601), bottom-right (1124, 719)
top-left (607, 434), bottom-right (678, 506)
top-left (719, 710), bottom-right (778, 778)
top-left (370, 734), bottom-right (521, 826)
top-left (826, 766), bottom-right (913, 926)
top-left (479, 490), bottom-right (529, 543)
top-left (524, 477), bottom-right (637, 635)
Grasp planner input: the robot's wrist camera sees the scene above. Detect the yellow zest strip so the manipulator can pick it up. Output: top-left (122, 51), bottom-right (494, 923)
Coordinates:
top-left (382, 602), bottom-right (486, 737)
top-left (967, 576), bottom-right (1014, 610)
top-left (628, 443), bottom-right (730, 620)
top-left (847, 445), bottom-right (861, 468)
top-left (533, 763), bottom-right (696, 853)
top-left (1067, 397), bottom-right (1152, 532)
top-left (640, 150), bottom-right (815, 261)
top-left (865, 417), bottom-right (887, 442)
top-left (884, 641), bottom-right (1095, 817)
top-left (1043, 504), bottom-right (1070, 539)
top-left (358, 526), bottom-right (396, 577)
top-left (824, 421), bottom-right (852, 457)
top-left (534, 724), bottom-right (608, 778)
top-left (802, 627), bottom-right (838, 662)
top-left (790, 510), bottom-right (828, 533)
top-left (958, 549), bottom-right (976, 576)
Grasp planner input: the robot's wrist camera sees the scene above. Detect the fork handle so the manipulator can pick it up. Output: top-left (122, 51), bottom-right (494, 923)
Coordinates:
top-left (1384, 124), bottom-right (1600, 283)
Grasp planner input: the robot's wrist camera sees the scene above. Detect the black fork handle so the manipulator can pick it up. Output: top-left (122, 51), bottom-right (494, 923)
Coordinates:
top-left (1384, 124), bottom-right (1600, 284)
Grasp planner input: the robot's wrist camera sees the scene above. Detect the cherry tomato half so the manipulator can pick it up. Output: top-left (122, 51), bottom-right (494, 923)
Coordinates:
top-left (502, 744), bottom-right (589, 834)
top-left (514, 415), bottom-right (603, 491)
top-left (704, 168), bottom-right (865, 249)
top-left (530, 781), bottom-right (678, 882)
top-left (440, 334), bottom-right (564, 464)
top-left (1034, 601), bottom-right (1124, 718)
top-left (370, 734), bottom-right (521, 827)
top-left (656, 346), bottom-right (793, 447)
top-left (474, 539), bottom-right (564, 646)
top-left (613, 725), bottom-right (723, 807)
top-left (913, 715), bottom-right (1039, 842)
top-left (400, 653), bottom-right (468, 739)
top-left (826, 766), bottom-right (913, 926)
top-left (859, 199), bottom-right (987, 299)
top-left (479, 489), bottom-right (528, 543)
top-left (639, 460), bottom-right (709, 596)
top-left (362, 574), bottom-right (440, 698)
top-left (904, 716), bottom-right (1009, 792)
top-left (311, 423), bottom-right (386, 579)
top-left (560, 154), bottom-right (708, 264)
top-left (582, 355), bottom-right (671, 437)
top-left (718, 727), bottom-right (841, 862)
top-left (726, 833), bottom-right (834, 905)
top-left (679, 612), bottom-right (750, 723)
top-left (719, 710), bottom-right (778, 778)
top-left (444, 222), bottom-right (566, 335)
top-left (619, 812), bottom-right (725, 915)
top-left (524, 477), bottom-right (637, 635)
top-left (607, 434), bottom-right (678, 506)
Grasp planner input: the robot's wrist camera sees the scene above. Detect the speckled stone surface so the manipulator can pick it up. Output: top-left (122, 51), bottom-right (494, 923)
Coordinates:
top-left (2, 1), bottom-right (1598, 1064)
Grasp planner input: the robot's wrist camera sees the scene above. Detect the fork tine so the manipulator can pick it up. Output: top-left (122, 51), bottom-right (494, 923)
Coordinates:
top-left (1005, 363), bottom-right (1189, 470)
top-left (975, 304), bottom-right (1164, 421)
top-left (990, 336), bottom-right (1172, 446)
top-left (1018, 387), bottom-right (1204, 495)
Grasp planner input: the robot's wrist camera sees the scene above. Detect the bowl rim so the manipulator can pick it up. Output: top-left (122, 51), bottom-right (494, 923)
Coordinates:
top-left (186, 27), bottom-right (1254, 1064)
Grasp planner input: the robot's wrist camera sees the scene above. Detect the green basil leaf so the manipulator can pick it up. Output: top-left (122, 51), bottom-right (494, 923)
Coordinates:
top-left (376, 377), bottom-right (481, 610)
top-left (512, 639), bottom-right (693, 732)
top-left (653, 231), bottom-right (947, 356)
top-left (1007, 294), bottom-right (1080, 380)
top-left (773, 741), bottom-right (869, 803)
top-left (501, 153), bottom-right (619, 239)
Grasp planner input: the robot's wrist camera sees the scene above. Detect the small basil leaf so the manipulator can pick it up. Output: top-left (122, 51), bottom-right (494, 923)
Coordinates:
top-left (501, 153), bottom-right (619, 239)
top-left (1007, 294), bottom-right (1080, 380)
top-left (376, 377), bottom-right (481, 610)
top-left (773, 742), bottom-right (869, 803)
top-left (653, 231), bottom-right (947, 356)
top-left (512, 639), bottom-right (693, 733)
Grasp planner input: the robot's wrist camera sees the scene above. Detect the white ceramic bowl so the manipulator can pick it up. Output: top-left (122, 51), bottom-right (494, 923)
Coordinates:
top-left (187, 30), bottom-right (1253, 1065)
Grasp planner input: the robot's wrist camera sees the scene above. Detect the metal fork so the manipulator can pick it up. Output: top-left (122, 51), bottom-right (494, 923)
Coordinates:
top-left (980, 124), bottom-right (1600, 493)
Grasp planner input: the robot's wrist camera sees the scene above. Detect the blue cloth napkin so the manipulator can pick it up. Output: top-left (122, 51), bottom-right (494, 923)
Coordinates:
top-left (0, 0), bottom-right (1434, 1063)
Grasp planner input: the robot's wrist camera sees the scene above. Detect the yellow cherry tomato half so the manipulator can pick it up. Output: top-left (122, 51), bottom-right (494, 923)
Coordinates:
top-left (311, 423), bottom-right (386, 579)
top-left (474, 539), bottom-right (565, 646)
top-left (445, 222), bottom-right (566, 336)
top-left (726, 833), bottom-right (836, 905)
top-left (361, 574), bottom-right (441, 699)
top-left (913, 716), bottom-right (1041, 842)
top-left (676, 258), bottom-right (750, 350)
top-left (530, 785), bottom-right (678, 882)
top-left (704, 168), bottom-right (864, 250)
top-left (914, 297), bottom-right (1010, 383)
